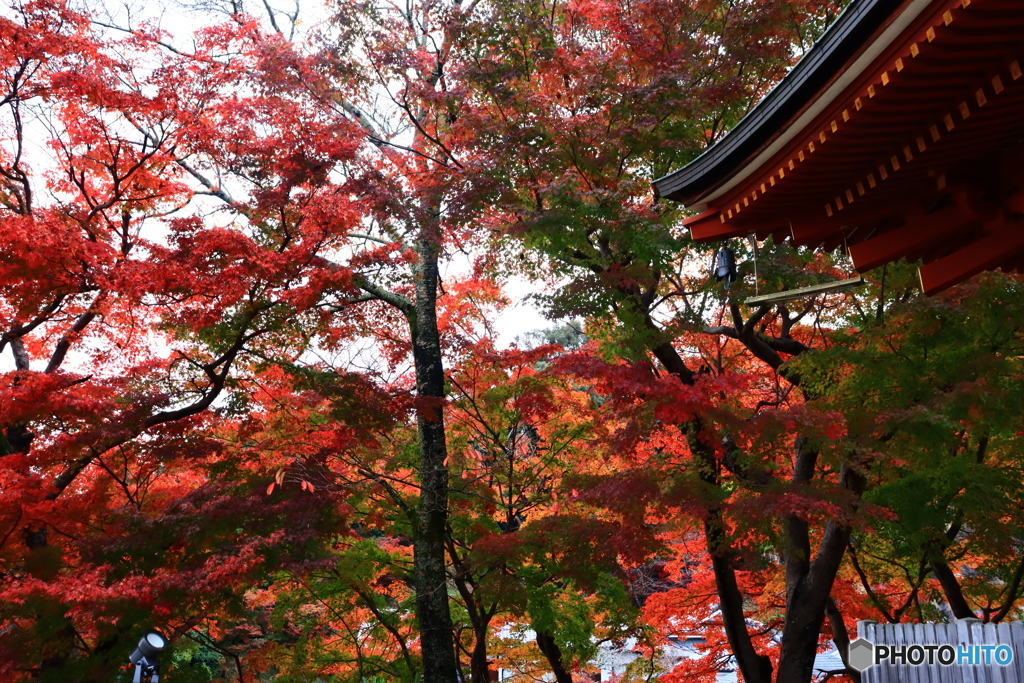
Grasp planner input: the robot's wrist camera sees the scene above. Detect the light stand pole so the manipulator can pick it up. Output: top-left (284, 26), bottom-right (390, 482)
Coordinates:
top-left (129, 630), bottom-right (167, 683)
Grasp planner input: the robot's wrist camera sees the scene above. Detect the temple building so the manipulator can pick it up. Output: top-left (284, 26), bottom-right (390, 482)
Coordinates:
top-left (654, 0), bottom-right (1024, 295)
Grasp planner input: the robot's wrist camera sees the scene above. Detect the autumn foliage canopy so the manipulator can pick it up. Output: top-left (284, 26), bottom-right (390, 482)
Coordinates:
top-left (3, 0), bottom-right (1024, 682)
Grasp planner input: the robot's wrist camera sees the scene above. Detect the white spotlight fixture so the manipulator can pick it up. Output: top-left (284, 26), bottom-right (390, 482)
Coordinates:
top-left (129, 630), bottom-right (167, 682)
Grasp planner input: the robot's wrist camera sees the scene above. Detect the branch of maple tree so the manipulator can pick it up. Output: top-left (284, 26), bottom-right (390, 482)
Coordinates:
top-left (44, 309), bottom-right (265, 500)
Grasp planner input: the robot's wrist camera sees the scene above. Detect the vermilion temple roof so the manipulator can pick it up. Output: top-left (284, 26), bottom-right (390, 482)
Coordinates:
top-left (654, 0), bottom-right (1024, 294)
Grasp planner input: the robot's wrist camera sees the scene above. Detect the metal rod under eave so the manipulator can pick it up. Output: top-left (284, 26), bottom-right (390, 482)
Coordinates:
top-left (744, 276), bottom-right (866, 306)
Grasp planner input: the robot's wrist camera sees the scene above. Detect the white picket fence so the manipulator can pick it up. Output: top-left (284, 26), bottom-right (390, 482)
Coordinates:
top-left (859, 619), bottom-right (1024, 683)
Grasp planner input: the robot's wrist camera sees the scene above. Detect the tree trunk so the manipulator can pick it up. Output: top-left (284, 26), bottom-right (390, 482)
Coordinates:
top-left (696, 436), bottom-right (773, 683)
top-left (931, 558), bottom-right (976, 619)
top-left (650, 339), bottom-right (772, 683)
top-left (651, 306), bottom-right (868, 683)
top-left (470, 624), bottom-right (490, 683)
top-left (411, 224), bottom-right (459, 683)
top-left (536, 630), bottom-right (574, 683)
top-left (775, 464), bottom-right (866, 683)
top-left (826, 596), bottom-right (861, 683)
top-left (3, 339), bottom-right (33, 455)
top-left (452, 572), bottom-right (494, 683)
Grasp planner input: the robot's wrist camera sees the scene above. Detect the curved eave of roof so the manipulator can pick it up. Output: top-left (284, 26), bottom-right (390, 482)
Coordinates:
top-left (652, 0), bottom-right (907, 205)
